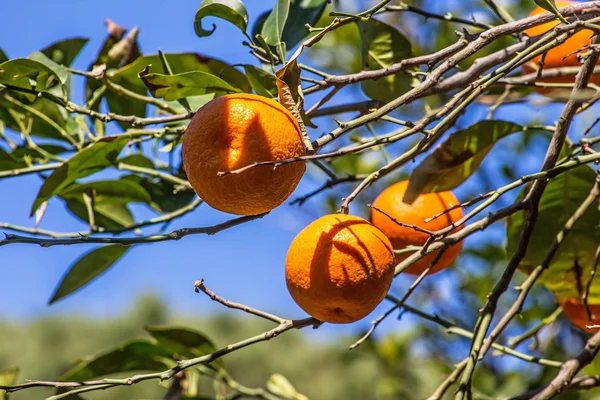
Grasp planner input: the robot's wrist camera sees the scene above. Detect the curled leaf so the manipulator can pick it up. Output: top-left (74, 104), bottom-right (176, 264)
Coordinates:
top-left (194, 0), bottom-right (249, 38)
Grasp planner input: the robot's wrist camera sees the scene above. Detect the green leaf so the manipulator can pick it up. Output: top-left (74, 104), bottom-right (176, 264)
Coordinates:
top-left (42, 38), bottom-right (89, 67)
top-left (358, 18), bottom-right (418, 103)
top-left (118, 153), bottom-right (155, 169)
top-left (0, 366), bottom-right (19, 400)
top-left (30, 136), bottom-right (129, 216)
top-left (27, 51), bottom-right (69, 90)
top-left (145, 326), bottom-right (222, 367)
top-left (0, 143), bottom-right (69, 171)
top-left (282, 0), bottom-right (327, 49)
top-left (124, 175), bottom-right (195, 213)
top-left (60, 339), bottom-right (172, 381)
top-left (0, 95), bottom-right (73, 141)
top-left (0, 52), bottom-right (68, 91)
top-left (0, 147), bottom-right (25, 171)
top-left (244, 65), bottom-right (278, 97)
top-left (194, 0), bottom-right (249, 38)
top-left (139, 68), bottom-right (240, 101)
top-left (253, 0), bottom-right (327, 50)
top-left (261, 0), bottom-right (290, 47)
top-left (534, 0), bottom-right (568, 23)
top-left (60, 179), bottom-right (152, 204)
top-left (0, 48), bottom-right (8, 64)
top-left (64, 197), bottom-right (135, 229)
top-left (110, 53), bottom-right (250, 96)
top-left (59, 177), bottom-right (152, 229)
top-left (404, 121), bottom-right (523, 203)
top-left (11, 144), bottom-right (69, 161)
top-left (165, 94), bottom-right (216, 115)
top-left (506, 163), bottom-right (600, 301)
top-left (267, 373), bottom-right (308, 400)
top-left (49, 245), bottom-right (130, 304)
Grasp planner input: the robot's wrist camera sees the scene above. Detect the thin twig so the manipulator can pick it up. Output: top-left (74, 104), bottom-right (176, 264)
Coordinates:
top-left (0, 213), bottom-right (268, 247)
top-left (369, 205), bottom-right (436, 235)
top-left (508, 306), bottom-right (563, 349)
top-left (0, 197), bottom-right (203, 238)
top-left (194, 279), bottom-right (284, 324)
top-left (531, 329), bottom-right (600, 399)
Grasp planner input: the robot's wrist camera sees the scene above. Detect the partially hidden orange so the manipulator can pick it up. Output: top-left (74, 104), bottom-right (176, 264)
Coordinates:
top-left (370, 181), bottom-right (463, 275)
top-left (560, 298), bottom-right (600, 332)
top-left (285, 214), bottom-right (395, 324)
top-left (523, 1), bottom-right (600, 95)
top-left (182, 94), bottom-right (306, 215)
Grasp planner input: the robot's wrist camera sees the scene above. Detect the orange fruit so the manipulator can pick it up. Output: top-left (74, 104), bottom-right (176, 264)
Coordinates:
top-left (560, 298), bottom-right (600, 332)
top-left (182, 94), bottom-right (306, 215)
top-left (370, 181), bottom-right (463, 275)
top-left (523, 1), bottom-right (600, 95)
top-left (285, 214), bottom-right (395, 324)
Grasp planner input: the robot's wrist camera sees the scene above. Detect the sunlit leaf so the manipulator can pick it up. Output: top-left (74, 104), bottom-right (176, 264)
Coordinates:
top-left (0, 95), bottom-right (73, 140)
top-left (42, 37), bottom-right (89, 67)
top-left (0, 48), bottom-right (8, 64)
top-left (267, 373), bottom-right (308, 400)
top-left (60, 179), bottom-right (152, 204)
top-left (145, 326), bottom-right (223, 368)
top-left (60, 339), bottom-right (172, 381)
top-left (49, 245), bottom-right (131, 304)
top-left (111, 53), bottom-right (250, 96)
top-left (118, 153), bottom-right (155, 169)
top-left (30, 136), bottom-right (129, 216)
top-left (404, 121), bottom-right (523, 203)
top-left (0, 147), bottom-right (25, 171)
top-left (194, 0), bottom-right (249, 38)
top-left (253, 0), bottom-right (327, 50)
top-left (0, 52), bottom-right (68, 91)
top-left (358, 18), bottom-right (418, 103)
top-left (244, 65), bottom-right (277, 97)
top-left (64, 197), bottom-right (135, 229)
top-left (0, 144), bottom-right (69, 171)
top-left (281, 0), bottom-right (327, 49)
top-left (534, 0), bottom-right (568, 23)
top-left (261, 0), bottom-right (290, 47)
top-left (122, 174), bottom-right (195, 213)
top-left (139, 68), bottom-right (240, 101)
top-left (0, 366), bottom-right (18, 400)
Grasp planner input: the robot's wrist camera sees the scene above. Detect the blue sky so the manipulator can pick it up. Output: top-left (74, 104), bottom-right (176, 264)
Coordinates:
top-left (1, 0), bottom-right (597, 343)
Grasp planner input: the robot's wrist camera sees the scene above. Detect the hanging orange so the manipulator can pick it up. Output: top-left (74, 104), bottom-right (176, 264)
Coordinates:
top-left (523, 1), bottom-right (600, 95)
top-left (285, 214), bottom-right (395, 324)
top-left (370, 181), bottom-right (463, 275)
top-left (182, 94), bottom-right (306, 215)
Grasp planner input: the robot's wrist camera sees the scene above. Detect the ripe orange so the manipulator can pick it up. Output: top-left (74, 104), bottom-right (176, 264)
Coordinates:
top-left (285, 214), bottom-right (395, 324)
top-left (370, 181), bottom-right (463, 275)
top-left (523, 1), bottom-right (600, 94)
top-left (560, 298), bottom-right (600, 332)
top-left (182, 94), bottom-right (306, 215)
